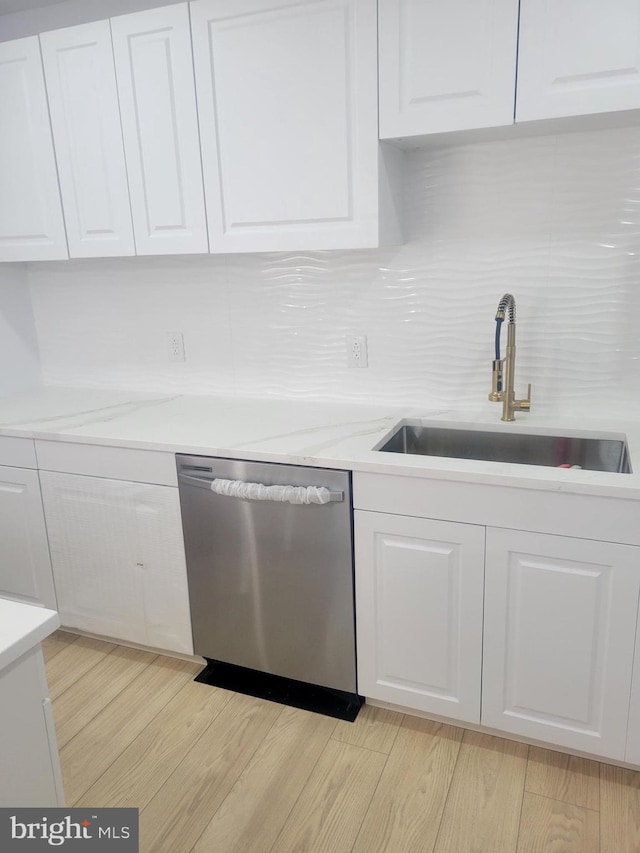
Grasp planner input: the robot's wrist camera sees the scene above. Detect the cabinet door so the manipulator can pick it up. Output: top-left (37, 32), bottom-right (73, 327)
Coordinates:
top-left (40, 21), bottom-right (135, 258)
top-left (355, 510), bottom-right (485, 723)
top-left (0, 37), bottom-right (67, 262)
top-left (190, 0), bottom-right (379, 252)
top-left (111, 3), bottom-right (208, 255)
top-left (625, 622), bottom-right (640, 764)
top-left (0, 466), bottom-right (56, 610)
top-left (517, 0), bottom-right (640, 122)
top-left (378, 0), bottom-right (518, 138)
top-left (483, 528), bottom-right (640, 759)
top-left (0, 647), bottom-right (64, 807)
top-left (39, 472), bottom-right (193, 654)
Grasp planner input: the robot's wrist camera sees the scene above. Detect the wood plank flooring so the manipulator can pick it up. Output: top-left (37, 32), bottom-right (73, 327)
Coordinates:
top-left (43, 631), bottom-right (640, 853)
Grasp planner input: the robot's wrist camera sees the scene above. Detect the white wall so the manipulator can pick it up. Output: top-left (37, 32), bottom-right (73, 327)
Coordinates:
top-left (27, 124), bottom-right (640, 414)
top-left (0, 264), bottom-right (42, 396)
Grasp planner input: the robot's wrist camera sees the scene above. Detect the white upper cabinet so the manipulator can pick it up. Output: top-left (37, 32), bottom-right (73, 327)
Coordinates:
top-left (0, 37), bottom-right (67, 262)
top-left (378, 0), bottom-right (519, 138)
top-left (517, 0), bottom-right (640, 122)
top-left (190, 0), bottom-right (385, 252)
top-left (379, 0), bottom-right (640, 138)
top-left (111, 4), bottom-right (208, 255)
top-left (39, 21), bottom-right (135, 258)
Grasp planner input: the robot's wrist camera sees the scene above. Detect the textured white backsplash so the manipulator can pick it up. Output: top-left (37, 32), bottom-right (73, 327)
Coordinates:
top-left (0, 264), bottom-right (41, 397)
top-left (27, 125), bottom-right (640, 414)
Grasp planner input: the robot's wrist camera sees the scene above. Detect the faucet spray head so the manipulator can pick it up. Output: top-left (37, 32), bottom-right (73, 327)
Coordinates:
top-left (489, 359), bottom-right (504, 401)
top-left (490, 293), bottom-right (516, 401)
top-left (495, 293), bottom-right (516, 323)
top-left (496, 293), bottom-right (516, 323)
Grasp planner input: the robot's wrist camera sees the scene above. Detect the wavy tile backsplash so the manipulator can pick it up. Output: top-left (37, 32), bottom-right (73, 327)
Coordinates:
top-left (27, 124), bottom-right (640, 414)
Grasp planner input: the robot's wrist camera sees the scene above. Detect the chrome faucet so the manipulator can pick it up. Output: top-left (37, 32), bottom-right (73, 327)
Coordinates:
top-left (489, 293), bottom-right (532, 422)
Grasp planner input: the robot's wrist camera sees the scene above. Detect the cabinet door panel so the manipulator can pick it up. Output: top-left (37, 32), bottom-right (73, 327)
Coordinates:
top-left (111, 3), bottom-right (208, 255)
top-left (40, 21), bottom-right (135, 258)
top-left (0, 466), bottom-right (56, 610)
top-left (0, 648), bottom-right (64, 807)
top-left (356, 511), bottom-right (484, 723)
top-left (626, 631), bottom-right (640, 763)
top-left (378, 0), bottom-right (518, 138)
top-left (40, 472), bottom-right (192, 654)
top-left (191, 0), bottom-right (379, 251)
top-left (517, 0), bottom-right (640, 121)
top-left (0, 37), bottom-right (67, 261)
top-left (483, 528), bottom-right (640, 759)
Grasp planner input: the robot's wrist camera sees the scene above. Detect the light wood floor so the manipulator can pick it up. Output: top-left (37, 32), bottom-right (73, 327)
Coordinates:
top-left (43, 631), bottom-right (640, 853)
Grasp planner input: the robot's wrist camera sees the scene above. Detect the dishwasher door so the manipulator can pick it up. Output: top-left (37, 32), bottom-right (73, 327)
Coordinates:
top-left (177, 455), bottom-right (355, 693)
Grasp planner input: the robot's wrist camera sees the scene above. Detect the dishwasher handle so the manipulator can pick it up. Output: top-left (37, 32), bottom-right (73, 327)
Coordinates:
top-left (178, 473), bottom-right (218, 490)
top-left (178, 472), bottom-right (344, 504)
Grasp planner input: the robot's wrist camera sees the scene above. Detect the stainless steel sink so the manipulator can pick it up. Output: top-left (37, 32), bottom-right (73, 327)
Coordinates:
top-left (376, 422), bottom-right (632, 473)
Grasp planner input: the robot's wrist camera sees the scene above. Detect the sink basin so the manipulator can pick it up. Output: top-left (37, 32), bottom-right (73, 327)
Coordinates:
top-left (376, 421), bottom-right (632, 473)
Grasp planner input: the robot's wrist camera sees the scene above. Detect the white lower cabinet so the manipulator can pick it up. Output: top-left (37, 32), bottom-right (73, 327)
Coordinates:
top-left (482, 528), bottom-right (640, 759)
top-left (0, 465), bottom-right (57, 610)
top-left (625, 625), bottom-right (640, 764)
top-left (355, 510), bottom-right (485, 724)
top-left (39, 471), bottom-right (193, 655)
top-left (355, 500), bottom-right (640, 762)
top-left (0, 646), bottom-right (64, 807)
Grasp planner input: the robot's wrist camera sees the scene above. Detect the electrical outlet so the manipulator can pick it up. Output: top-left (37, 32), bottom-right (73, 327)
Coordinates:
top-left (347, 335), bottom-right (368, 368)
top-left (167, 331), bottom-right (185, 363)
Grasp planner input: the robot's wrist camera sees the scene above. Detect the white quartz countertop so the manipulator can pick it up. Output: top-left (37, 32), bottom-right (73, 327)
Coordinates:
top-left (0, 598), bottom-right (60, 671)
top-left (1, 385), bottom-right (640, 500)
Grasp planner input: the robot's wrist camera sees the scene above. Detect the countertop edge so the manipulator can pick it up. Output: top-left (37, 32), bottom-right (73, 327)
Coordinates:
top-left (2, 387), bottom-right (640, 502)
top-left (0, 599), bottom-right (60, 673)
top-left (9, 426), bottom-right (640, 503)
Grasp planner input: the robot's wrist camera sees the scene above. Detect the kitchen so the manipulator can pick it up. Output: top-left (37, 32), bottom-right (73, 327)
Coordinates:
top-left (1, 0), bottom-right (640, 850)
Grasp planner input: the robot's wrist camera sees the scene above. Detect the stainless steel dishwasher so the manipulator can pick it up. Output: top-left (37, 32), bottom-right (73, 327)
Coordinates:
top-left (176, 454), bottom-right (360, 718)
